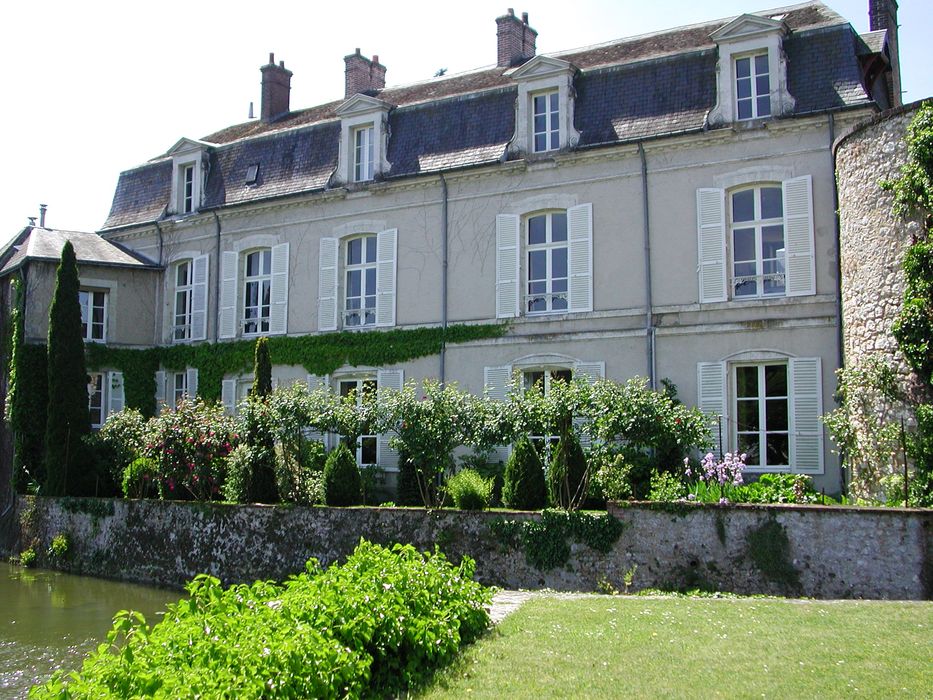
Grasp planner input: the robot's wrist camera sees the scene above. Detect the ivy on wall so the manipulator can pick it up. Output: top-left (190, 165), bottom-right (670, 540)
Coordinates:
top-left (85, 323), bottom-right (508, 416)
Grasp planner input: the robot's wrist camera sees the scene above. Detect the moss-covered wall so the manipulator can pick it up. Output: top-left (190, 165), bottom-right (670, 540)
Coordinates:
top-left (6, 497), bottom-right (932, 599)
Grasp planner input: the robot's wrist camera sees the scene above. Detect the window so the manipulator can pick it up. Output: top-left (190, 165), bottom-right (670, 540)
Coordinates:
top-left (734, 364), bottom-right (789, 471)
top-left (523, 368), bottom-right (572, 456)
top-left (181, 164), bottom-right (195, 213)
top-left (735, 53), bottom-right (771, 120)
top-left (731, 186), bottom-right (784, 297)
top-left (526, 212), bottom-right (568, 313)
top-left (243, 249), bottom-right (272, 335)
top-left (79, 289), bottom-right (107, 342)
top-left (345, 235), bottom-right (377, 326)
top-left (532, 90), bottom-right (560, 153)
top-left (173, 372), bottom-right (189, 407)
top-left (173, 261), bottom-right (193, 341)
top-left (353, 125), bottom-right (374, 182)
top-left (339, 378), bottom-right (378, 466)
top-left (88, 373), bottom-right (104, 429)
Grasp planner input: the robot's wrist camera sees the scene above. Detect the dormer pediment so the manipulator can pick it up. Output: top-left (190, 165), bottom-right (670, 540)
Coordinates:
top-left (335, 93), bottom-right (393, 118)
top-left (711, 14), bottom-right (787, 43)
top-left (509, 55), bottom-right (575, 82)
top-left (166, 137), bottom-right (213, 157)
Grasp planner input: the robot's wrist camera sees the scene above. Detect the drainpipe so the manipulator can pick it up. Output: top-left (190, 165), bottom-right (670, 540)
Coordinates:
top-left (153, 221), bottom-right (165, 345)
top-left (829, 112), bottom-right (847, 495)
top-left (638, 143), bottom-right (656, 388)
top-left (212, 212), bottom-right (222, 343)
top-left (439, 173), bottom-right (449, 385)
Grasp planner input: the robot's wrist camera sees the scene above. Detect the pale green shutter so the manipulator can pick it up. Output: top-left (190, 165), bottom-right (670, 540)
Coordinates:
top-left (568, 203), bottom-right (593, 312)
top-left (697, 188), bottom-right (727, 303)
top-left (377, 369), bottom-right (404, 469)
top-left (269, 243), bottom-right (289, 335)
top-left (376, 229), bottom-right (397, 327)
top-left (318, 238), bottom-right (339, 331)
top-left (789, 357), bottom-right (824, 474)
top-left (219, 251), bottom-right (239, 339)
top-left (496, 215), bottom-right (520, 318)
top-left (783, 175), bottom-right (816, 297)
top-left (697, 361), bottom-right (726, 456)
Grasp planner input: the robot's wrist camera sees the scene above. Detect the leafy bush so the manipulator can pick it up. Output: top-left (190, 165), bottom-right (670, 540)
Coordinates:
top-left (48, 533), bottom-right (70, 559)
top-left (590, 453), bottom-right (634, 502)
top-left (95, 408), bottom-right (147, 482)
top-left (648, 470), bottom-right (686, 501)
top-left (502, 436), bottom-right (547, 510)
top-left (742, 473), bottom-right (820, 504)
top-left (323, 443), bottom-right (362, 506)
top-left (446, 469), bottom-right (493, 510)
top-left (221, 444), bottom-right (253, 504)
top-left (276, 439), bottom-right (327, 506)
top-left (238, 392), bottom-right (278, 504)
top-left (121, 457), bottom-right (159, 499)
top-left (32, 540), bottom-right (492, 699)
top-left (396, 448), bottom-right (423, 506)
top-left (547, 433), bottom-right (588, 509)
top-left (18, 546), bottom-right (36, 568)
top-left (907, 403), bottom-right (933, 506)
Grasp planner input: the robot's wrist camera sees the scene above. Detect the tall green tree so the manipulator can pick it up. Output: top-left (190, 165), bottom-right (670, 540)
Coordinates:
top-left (246, 337), bottom-right (277, 502)
top-left (251, 336), bottom-right (273, 398)
top-left (44, 241), bottom-right (92, 496)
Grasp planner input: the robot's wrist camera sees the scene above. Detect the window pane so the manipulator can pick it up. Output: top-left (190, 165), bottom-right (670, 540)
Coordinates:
top-left (732, 190), bottom-right (755, 222)
top-left (365, 235), bottom-right (377, 263)
top-left (534, 114), bottom-right (546, 133)
top-left (551, 213), bottom-right (567, 242)
top-left (756, 74), bottom-right (770, 97)
top-left (347, 270), bottom-right (361, 297)
top-left (529, 250), bottom-right (547, 280)
top-left (762, 225), bottom-right (785, 259)
top-left (361, 436), bottom-right (377, 465)
top-left (534, 133), bottom-right (547, 152)
top-left (766, 398), bottom-right (788, 431)
top-left (733, 228), bottom-right (756, 262)
top-left (760, 187), bottom-right (783, 219)
top-left (246, 282), bottom-right (258, 307)
top-left (261, 280), bottom-right (271, 307)
top-left (362, 379), bottom-right (377, 397)
top-left (738, 433), bottom-right (760, 466)
top-left (736, 399), bottom-right (760, 432)
top-left (339, 381), bottom-right (355, 398)
top-left (736, 77), bottom-right (752, 100)
top-left (737, 100), bottom-right (752, 121)
top-left (553, 369), bottom-right (572, 384)
top-left (549, 92), bottom-right (559, 111)
top-left (176, 262), bottom-right (189, 287)
top-left (754, 53), bottom-right (769, 74)
top-left (736, 366), bottom-right (758, 398)
top-left (551, 247), bottom-right (567, 278)
top-left (766, 434), bottom-right (789, 467)
top-left (524, 371), bottom-right (545, 392)
top-left (757, 96), bottom-right (771, 118)
top-left (528, 216), bottom-right (546, 245)
top-left (533, 94), bottom-right (546, 115)
top-left (735, 57), bottom-right (750, 78)
top-left (365, 267), bottom-right (376, 295)
top-left (347, 239), bottom-right (361, 265)
top-left (764, 365), bottom-right (787, 397)
top-left (262, 251), bottom-right (271, 276)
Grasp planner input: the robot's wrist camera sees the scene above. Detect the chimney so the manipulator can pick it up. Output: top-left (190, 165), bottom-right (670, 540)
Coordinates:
top-left (344, 49), bottom-right (386, 98)
top-left (260, 52), bottom-right (293, 122)
top-left (39, 203), bottom-right (47, 228)
top-left (496, 8), bottom-right (537, 68)
top-left (869, 0), bottom-right (901, 106)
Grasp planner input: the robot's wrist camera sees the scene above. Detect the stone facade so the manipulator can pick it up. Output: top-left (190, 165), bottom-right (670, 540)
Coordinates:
top-left (836, 101), bottom-right (928, 399)
top-left (6, 497), bottom-right (931, 599)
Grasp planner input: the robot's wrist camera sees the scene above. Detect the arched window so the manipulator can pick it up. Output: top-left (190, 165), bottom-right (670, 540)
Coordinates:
top-left (730, 185), bottom-right (785, 298)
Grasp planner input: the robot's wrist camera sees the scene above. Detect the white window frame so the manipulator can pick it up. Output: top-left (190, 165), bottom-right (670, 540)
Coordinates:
top-left (509, 55), bottom-right (580, 158)
top-left (242, 248), bottom-right (272, 336)
top-left (734, 52), bottom-right (771, 121)
top-left (344, 234), bottom-right (378, 327)
top-left (334, 94), bottom-right (391, 186)
top-left (523, 367), bottom-right (573, 457)
top-left (352, 124), bottom-right (375, 182)
top-left (729, 184), bottom-right (785, 298)
top-left (173, 260), bottom-right (193, 341)
top-left (172, 372), bottom-right (189, 407)
top-left (733, 362), bottom-right (790, 472)
top-left (338, 376), bottom-right (379, 467)
top-left (531, 89), bottom-right (560, 153)
top-left (525, 210), bottom-right (569, 314)
top-left (181, 164), bottom-right (195, 213)
top-left (79, 288), bottom-right (107, 343)
top-left (88, 372), bottom-right (105, 429)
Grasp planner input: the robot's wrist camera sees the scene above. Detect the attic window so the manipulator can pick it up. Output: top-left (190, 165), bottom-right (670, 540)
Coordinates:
top-left (769, 14), bottom-right (786, 21)
top-left (246, 164), bottom-right (260, 185)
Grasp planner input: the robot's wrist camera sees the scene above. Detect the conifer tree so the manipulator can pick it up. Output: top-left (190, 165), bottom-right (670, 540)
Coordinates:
top-left (44, 241), bottom-right (91, 496)
top-left (502, 435), bottom-right (547, 510)
top-left (247, 337), bottom-right (277, 502)
top-left (251, 336), bottom-right (273, 398)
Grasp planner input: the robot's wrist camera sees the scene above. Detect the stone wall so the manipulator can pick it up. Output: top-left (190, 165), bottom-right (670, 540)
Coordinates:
top-left (835, 101), bottom-right (927, 398)
top-left (6, 496), bottom-right (932, 600)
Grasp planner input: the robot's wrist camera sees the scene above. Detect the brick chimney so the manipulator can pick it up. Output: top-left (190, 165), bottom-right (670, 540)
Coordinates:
top-left (260, 53), bottom-right (293, 122)
top-left (869, 0), bottom-right (901, 106)
top-left (344, 49), bottom-right (387, 98)
top-left (496, 8), bottom-right (537, 68)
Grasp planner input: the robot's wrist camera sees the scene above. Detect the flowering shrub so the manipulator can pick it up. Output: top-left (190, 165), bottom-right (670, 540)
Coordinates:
top-left (685, 452), bottom-right (746, 503)
top-left (143, 399), bottom-right (237, 500)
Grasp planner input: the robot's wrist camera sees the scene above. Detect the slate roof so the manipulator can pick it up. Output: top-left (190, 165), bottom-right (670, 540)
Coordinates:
top-left (102, 1), bottom-right (875, 232)
top-left (0, 227), bottom-right (159, 275)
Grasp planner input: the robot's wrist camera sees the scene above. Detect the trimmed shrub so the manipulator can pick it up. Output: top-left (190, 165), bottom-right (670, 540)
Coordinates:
top-left (502, 436), bottom-right (547, 510)
top-left (547, 432), bottom-right (588, 509)
top-left (121, 457), bottom-right (159, 499)
top-left (446, 469), bottom-right (493, 510)
top-left (324, 442), bottom-right (363, 506)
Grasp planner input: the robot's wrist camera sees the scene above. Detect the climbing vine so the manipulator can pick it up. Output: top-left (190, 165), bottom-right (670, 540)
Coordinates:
top-left (85, 323), bottom-right (508, 415)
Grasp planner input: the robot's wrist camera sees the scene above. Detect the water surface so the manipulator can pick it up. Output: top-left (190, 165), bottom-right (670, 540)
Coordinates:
top-left (1, 564), bottom-right (178, 698)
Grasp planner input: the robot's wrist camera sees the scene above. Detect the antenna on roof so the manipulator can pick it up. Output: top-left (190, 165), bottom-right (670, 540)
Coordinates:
top-left (248, 101), bottom-right (255, 119)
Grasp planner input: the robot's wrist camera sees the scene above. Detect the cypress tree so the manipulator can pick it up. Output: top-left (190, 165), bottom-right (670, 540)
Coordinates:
top-left (45, 241), bottom-right (92, 496)
top-left (246, 337), bottom-right (277, 502)
top-left (502, 436), bottom-right (547, 510)
top-left (251, 337), bottom-right (273, 398)
top-left (547, 432), bottom-right (588, 510)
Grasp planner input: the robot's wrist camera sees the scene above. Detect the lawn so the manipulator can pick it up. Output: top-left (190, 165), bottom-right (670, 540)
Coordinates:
top-left (419, 595), bottom-right (933, 699)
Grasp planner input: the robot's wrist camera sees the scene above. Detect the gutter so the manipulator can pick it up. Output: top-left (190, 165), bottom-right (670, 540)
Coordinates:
top-left (439, 173), bottom-right (449, 385)
top-left (638, 143), bottom-right (656, 388)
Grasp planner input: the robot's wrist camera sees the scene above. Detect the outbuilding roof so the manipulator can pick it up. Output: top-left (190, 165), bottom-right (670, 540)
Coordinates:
top-left (0, 227), bottom-right (160, 275)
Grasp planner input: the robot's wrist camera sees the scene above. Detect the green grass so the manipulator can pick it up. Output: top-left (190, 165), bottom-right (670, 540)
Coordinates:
top-left (419, 595), bottom-right (933, 699)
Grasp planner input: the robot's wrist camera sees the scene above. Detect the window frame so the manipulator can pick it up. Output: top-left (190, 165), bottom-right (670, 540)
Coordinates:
top-left (531, 89), bottom-right (560, 154)
top-left (241, 248), bottom-right (272, 336)
top-left (524, 210), bottom-right (569, 315)
top-left (173, 259), bottom-right (193, 342)
top-left (732, 362), bottom-right (790, 473)
top-left (522, 367), bottom-right (573, 457)
top-left (344, 234), bottom-right (378, 327)
top-left (172, 372), bottom-right (189, 407)
top-left (729, 184), bottom-right (786, 299)
top-left (79, 288), bottom-right (107, 343)
top-left (734, 51), bottom-right (771, 121)
top-left (352, 124), bottom-right (375, 183)
top-left (88, 372), bottom-right (105, 429)
top-left (338, 376), bottom-right (379, 466)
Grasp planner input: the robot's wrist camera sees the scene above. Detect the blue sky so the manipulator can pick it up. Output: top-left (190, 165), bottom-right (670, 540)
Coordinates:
top-left (0, 0), bottom-right (929, 243)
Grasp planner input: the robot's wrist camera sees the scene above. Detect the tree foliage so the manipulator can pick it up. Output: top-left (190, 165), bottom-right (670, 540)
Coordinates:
top-left (324, 442), bottom-right (362, 506)
top-left (502, 436), bottom-right (547, 510)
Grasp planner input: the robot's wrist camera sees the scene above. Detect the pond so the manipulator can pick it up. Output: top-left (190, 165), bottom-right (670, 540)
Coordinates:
top-left (0, 564), bottom-right (178, 698)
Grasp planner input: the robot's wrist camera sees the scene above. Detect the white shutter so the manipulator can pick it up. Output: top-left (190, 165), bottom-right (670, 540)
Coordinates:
top-left (269, 243), bottom-right (289, 335)
top-left (484, 364), bottom-right (513, 463)
top-left (191, 254), bottom-right (209, 341)
top-left (568, 203), bottom-right (593, 312)
top-left (318, 237), bottom-right (338, 331)
top-left (495, 214), bottom-right (520, 318)
top-left (697, 188), bottom-right (727, 303)
top-left (572, 361), bottom-right (604, 448)
top-left (186, 368), bottom-right (199, 399)
top-left (221, 379), bottom-right (237, 416)
top-left (783, 175), bottom-right (816, 297)
top-left (377, 369), bottom-right (404, 469)
top-left (304, 374), bottom-right (329, 446)
top-left (219, 251), bottom-right (239, 339)
top-left (107, 371), bottom-right (125, 416)
top-left (376, 229), bottom-right (397, 327)
top-left (697, 361), bottom-right (727, 457)
top-left (154, 370), bottom-right (167, 411)
top-left (789, 357), bottom-right (824, 474)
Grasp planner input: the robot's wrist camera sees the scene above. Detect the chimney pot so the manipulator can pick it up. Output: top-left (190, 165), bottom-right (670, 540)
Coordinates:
top-left (496, 8), bottom-right (537, 67)
top-left (345, 49), bottom-right (387, 98)
top-left (522, 12), bottom-right (528, 23)
top-left (268, 52), bottom-right (274, 64)
top-left (260, 53), bottom-right (293, 122)
top-left (507, 7), bottom-right (514, 15)
top-left (27, 217), bottom-right (36, 227)
top-left (39, 203), bottom-right (47, 228)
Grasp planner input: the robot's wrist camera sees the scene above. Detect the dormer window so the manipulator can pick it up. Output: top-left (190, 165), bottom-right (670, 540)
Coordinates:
top-left (166, 137), bottom-right (212, 216)
top-left (353, 124), bottom-right (375, 182)
top-left (508, 55), bottom-right (580, 158)
top-left (708, 14), bottom-right (794, 126)
top-left (181, 164), bottom-right (195, 213)
top-left (735, 53), bottom-right (771, 120)
top-left (334, 94), bottom-right (391, 187)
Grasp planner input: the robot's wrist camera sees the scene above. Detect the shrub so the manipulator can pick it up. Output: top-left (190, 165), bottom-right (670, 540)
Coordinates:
top-left (324, 443), bottom-right (363, 506)
top-left (648, 470), bottom-right (686, 501)
top-left (32, 540), bottom-right (492, 699)
top-left (48, 533), bottom-right (70, 559)
top-left (446, 469), bottom-right (493, 510)
top-left (591, 453), bottom-right (634, 502)
top-left (396, 448), bottom-right (423, 506)
top-left (548, 433), bottom-right (588, 509)
top-left (18, 546), bottom-right (36, 568)
top-left (742, 473), bottom-right (820, 504)
top-left (684, 452), bottom-right (746, 503)
top-left (121, 457), bottom-right (159, 499)
top-left (502, 436), bottom-right (547, 510)
top-left (221, 444), bottom-right (253, 504)
top-left (276, 439), bottom-right (327, 506)
top-left (95, 408), bottom-right (147, 482)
